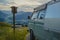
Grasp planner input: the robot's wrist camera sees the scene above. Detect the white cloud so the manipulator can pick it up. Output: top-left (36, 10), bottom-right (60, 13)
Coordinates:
top-left (0, 0), bottom-right (51, 11)
top-left (0, 4), bottom-right (10, 10)
top-left (14, 0), bottom-right (51, 6)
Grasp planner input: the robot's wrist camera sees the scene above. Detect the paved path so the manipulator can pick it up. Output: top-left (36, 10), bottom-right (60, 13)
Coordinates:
top-left (26, 33), bottom-right (30, 40)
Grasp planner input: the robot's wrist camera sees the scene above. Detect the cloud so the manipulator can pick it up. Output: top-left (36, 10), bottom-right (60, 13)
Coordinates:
top-left (14, 0), bottom-right (51, 5)
top-left (14, 0), bottom-right (41, 6)
top-left (0, 0), bottom-right (51, 11)
top-left (0, 4), bottom-right (10, 10)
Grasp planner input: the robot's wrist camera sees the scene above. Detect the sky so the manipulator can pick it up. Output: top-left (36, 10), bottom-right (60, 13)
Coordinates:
top-left (0, 0), bottom-right (60, 18)
top-left (0, 0), bottom-right (51, 12)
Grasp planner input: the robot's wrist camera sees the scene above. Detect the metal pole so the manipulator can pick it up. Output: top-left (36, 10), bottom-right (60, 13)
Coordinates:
top-left (13, 13), bottom-right (15, 33)
top-left (11, 6), bottom-right (17, 40)
top-left (13, 13), bottom-right (15, 40)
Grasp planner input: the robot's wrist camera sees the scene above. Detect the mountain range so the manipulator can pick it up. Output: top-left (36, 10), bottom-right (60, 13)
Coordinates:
top-left (0, 10), bottom-right (32, 24)
top-left (0, 11), bottom-right (8, 22)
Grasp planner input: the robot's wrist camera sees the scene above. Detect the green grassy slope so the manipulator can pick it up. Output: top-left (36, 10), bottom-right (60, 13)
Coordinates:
top-left (0, 22), bottom-right (28, 40)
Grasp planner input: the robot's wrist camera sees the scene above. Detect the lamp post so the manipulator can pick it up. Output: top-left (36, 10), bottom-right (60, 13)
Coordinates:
top-left (11, 6), bottom-right (17, 33)
top-left (11, 6), bottom-right (17, 40)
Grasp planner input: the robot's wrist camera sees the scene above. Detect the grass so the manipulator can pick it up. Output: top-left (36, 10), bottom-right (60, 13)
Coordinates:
top-left (0, 22), bottom-right (28, 40)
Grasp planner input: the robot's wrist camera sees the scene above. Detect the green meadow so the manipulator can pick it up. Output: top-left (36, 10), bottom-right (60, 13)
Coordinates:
top-left (0, 22), bottom-right (28, 40)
